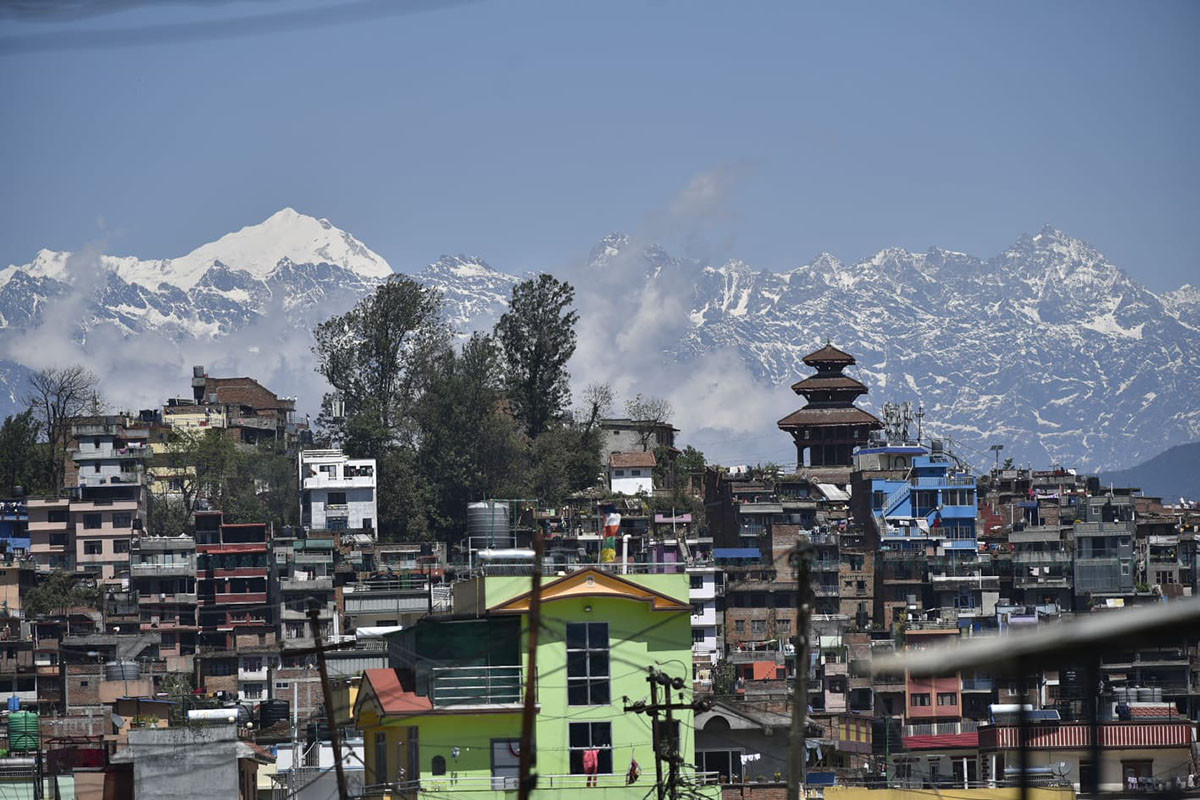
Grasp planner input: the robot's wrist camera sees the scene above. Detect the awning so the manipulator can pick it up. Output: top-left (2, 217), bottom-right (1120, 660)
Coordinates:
top-left (714, 548), bottom-right (761, 560)
top-left (816, 484), bottom-right (850, 502)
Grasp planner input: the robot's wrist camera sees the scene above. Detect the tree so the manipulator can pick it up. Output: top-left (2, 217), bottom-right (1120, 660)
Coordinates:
top-left (624, 393), bottom-right (672, 451)
top-left (711, 658), bottom-right (738, 696)
top-left (23, 572), bottom-right (100, 617)
top-left (313, 276), bottom-right (448, 451)
top-left (0, 410), bottom-right (45, 495)
top-left (578, 383), bottom-right (614, 431)
top-left (417, 334), bottom-right (527, 535)
top-left (26, 365), bottom-right (98, 491)
top-left (495, 274), bottom-right (578, 439)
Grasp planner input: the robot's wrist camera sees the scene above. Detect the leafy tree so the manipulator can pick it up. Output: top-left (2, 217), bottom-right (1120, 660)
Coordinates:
top-left (313, 276), bottom-right (448, 450)
top-left (624, 393), bottom-right (673, 451)
top-left (711, 658), bottom-right (738, 696)
top-left (23, 572), bottom-right (100, 617)
top-left (0, 410), bottom-right (46, 495)
top-left (25, 365), bottom-right (98, 491)
top-left (526, 422), bottom-right (603, 507)
top-left (417, 334), bottom-right (527, 534)
top-left (495, 274), bottom-right (578, 439)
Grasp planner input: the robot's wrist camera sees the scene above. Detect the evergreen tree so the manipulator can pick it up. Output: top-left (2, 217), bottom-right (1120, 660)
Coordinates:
top-left (495, 274), bottom-right (578, 439)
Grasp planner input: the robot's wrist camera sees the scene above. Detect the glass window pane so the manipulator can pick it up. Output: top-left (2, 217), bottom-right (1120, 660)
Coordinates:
top-left (590, 680), bottom-right (610, 706)
top-left (591, 722), bottom-right (611, 747)
top-left (567, 651), bottom-right (587, 677)
top-left (589, 651), bottom-right (609, 677)
top-left (568, 681), bottom-right (589, 706)
top-left (588, 622), bottom-right (608, 647)
top-left (569, 722), bottom-right (590, 747)
top-left (566, 623), bottom-right (587, 650)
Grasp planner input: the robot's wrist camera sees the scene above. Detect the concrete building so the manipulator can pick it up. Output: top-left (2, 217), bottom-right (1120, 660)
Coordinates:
top-left (299, 449), bottom-right (378, 536)
top-left (686, 565), bottom-right (723, 687)
top-left (27, 497), bottom-right (73, 572)
top-left (131, 533), bottom-right (197, 666)
top-left (119, 724), bottom-right (274, 800)
top-left (608, 451), bottom-right (656, 495)
top-left (195, 511), bottom-right (274, 651)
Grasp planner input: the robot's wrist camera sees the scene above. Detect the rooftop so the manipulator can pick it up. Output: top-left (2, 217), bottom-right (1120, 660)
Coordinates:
top-left (610, 451), bottom-right (657, 469)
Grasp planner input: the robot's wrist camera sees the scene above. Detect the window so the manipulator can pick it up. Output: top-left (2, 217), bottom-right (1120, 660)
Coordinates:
top-left (83, 541), bottom-right (102, 555)
top-left (243, 684), bottom-right (264, 700)
top-left (777, 616), bottom-right (790, 628)
top-left (631, 469), bottom-right (642, 476)
top-left (696, 750), bottom-right (743, 784)
top-left (375, 732), bottom-right (388, 783)
top-left (689, 575), bottom-right (704, 590)
top-left (48, 510), bottom-right (68, 523)
top-left (431, 755), bottom-right (446, 776)
top-left (911, 693), bottom-right (931, 707)
top-left (327, 492), bottom-right (347, 506)
top-left (50, 534), bottom-right (68, 547)
top-left (691, 603), bottom-right (703, 617)
top-left (614, 469), bottom-right (625, 477)
top-left (751, 619), bottom-right (766, 634)
top-left (692, 629), bottom-right (706, 644)
top-left (112, 513), bottom-right (133, 528)
top-left (113, 540), bottom-right (129, 554)
top-left (569, 722), bottom-right (612, 775)
top-left (734, 620), bottom-right (745, 633)
top-left (567, 622), bottom-right (610, 705)
top-left (849, 555), bottom-right (865, 571)
top-left (83, 514), bottom-right (102, 529)
top-left (275, 682), bottom-right (290, 690)
top-left (242, 657), bottom-right (263, 672)
top-left (937, 692), bottom-right (958, 706)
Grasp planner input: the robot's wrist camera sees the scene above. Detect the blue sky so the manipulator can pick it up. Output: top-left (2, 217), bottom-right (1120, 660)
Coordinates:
top-left (1, 0), bottom-right (1197, 290)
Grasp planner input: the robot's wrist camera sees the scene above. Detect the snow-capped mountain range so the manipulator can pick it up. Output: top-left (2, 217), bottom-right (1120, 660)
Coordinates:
top-left (0, 209), bottom-right (1195, 472)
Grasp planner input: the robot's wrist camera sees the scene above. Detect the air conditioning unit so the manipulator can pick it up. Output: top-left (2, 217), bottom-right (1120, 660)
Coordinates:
top-left (150, 616), bottom-right (160, 627)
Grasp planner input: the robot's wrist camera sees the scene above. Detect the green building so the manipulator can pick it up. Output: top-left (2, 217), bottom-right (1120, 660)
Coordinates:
top-left (354, 567), bottom-right (721, 799)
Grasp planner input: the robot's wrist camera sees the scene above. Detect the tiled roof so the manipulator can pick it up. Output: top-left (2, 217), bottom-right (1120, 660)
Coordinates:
top-left (802, 344), bottom-right (855, 365)
top-left (361, 669), bottom-right (433, 715)
top-left (777, 407), bottom-right (883, 429)
top-left (609, 451), bottom-right (657, 469)
top-left (790, 375), bottom-right (868, 393)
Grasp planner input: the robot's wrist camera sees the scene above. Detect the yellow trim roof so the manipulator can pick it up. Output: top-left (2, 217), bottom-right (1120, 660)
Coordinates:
top-left (489, 567), bottom-right (689, 614)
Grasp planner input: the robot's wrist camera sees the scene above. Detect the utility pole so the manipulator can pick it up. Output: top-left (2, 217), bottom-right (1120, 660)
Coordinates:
top-left (517, 524), bottom-right (545, 800)
top-left (647, 669), bottom-right (665, 800)
top-left (788, 539), bottom-right (814, 800)
top-left (308, 602), bottom-right (348, 800)
top-left (662, 682), bottom-right (679, 800)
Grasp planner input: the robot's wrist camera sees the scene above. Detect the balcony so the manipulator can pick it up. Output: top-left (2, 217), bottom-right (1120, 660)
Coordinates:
top-left (131, 561), bottom-right (195, 577)
top-left (1012, 551), bottom-right (1071, 564)
top-left (429, 665), bottom-right (527, 708)
top-left (1014, 576), bottom-right (1072, 590)
top-left (138, 590), bottom-right (198, 605)
top-left (811, 558), bottom-right (841, 572)
top-left (931, 575), bottom-right (999, 591)
top-left (280, 577), bottom-right (334, 592)
top-left (961, 677), bottom-right (994, 691)
top-left (209, 592), bottom-right (268, 604)
top-left (813, 584), bottom-right (839, 597)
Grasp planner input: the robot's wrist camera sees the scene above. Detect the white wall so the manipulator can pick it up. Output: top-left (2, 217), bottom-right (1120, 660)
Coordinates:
top-left (610, 469), bottom-right (653, 495)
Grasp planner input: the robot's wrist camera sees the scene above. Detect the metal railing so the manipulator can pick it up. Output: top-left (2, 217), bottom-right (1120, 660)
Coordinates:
top-left (429, 665), bottom-right (527, 707)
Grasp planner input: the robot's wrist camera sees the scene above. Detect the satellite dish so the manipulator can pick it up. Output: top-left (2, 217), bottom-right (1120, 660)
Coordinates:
top-left (1052, 762), bottom-right (1070, 777)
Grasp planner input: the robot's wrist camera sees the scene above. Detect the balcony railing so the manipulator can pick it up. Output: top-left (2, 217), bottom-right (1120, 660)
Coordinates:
top-left (429, 665), bottom-right (527, 708)
top-left (131, 561), bottom-right (195, 576)
top-left (961, 677), bottom-right (994, 691)
top-left (1012, 551), bottom-right (1071, 564)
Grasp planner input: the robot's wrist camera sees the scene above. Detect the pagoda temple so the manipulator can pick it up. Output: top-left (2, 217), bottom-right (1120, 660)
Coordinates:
top-left (777, 343), bottom-right (883, 467)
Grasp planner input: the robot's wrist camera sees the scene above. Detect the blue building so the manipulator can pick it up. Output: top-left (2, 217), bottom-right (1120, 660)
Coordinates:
top-left (0, 499), bottom-right (30, 560)
top-left (860, 444), bottom-right (995, 627)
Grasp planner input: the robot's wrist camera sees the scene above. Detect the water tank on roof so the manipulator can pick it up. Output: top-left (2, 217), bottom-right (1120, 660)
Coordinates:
top-left (7, 711), bottom-right (39, 752)
top-left (104, 661), bottom-right (141, 681)
top-left (259, 699), bottom-right (290, 729)
top-left (467, 501), bottom-right (511, 548)
top-left (1136, 687), bottom-right (1153, 702)
top-left (1152, 687), bottom-right (1163, 702)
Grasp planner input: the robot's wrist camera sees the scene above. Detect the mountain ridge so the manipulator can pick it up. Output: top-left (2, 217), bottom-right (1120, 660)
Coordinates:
top-left (0, 210), bottom-right (1195, 472)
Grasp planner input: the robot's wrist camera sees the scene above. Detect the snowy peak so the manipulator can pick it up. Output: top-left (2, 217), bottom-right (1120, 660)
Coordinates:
top-left (154, 208), bottom-right (393, 289)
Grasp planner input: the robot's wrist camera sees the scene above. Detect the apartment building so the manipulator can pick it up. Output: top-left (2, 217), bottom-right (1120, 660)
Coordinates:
top-left (298, 449), bottom-right (377, 536)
